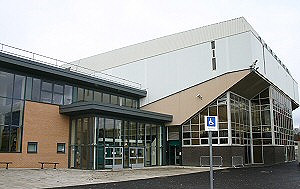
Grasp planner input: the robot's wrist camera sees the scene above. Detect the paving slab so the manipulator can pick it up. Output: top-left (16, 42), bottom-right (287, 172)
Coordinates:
top-left (0, 166), bottom-right (224, 189)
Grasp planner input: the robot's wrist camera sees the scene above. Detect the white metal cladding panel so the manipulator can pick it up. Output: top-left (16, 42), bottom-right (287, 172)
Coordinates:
top-left (247, 33), bottom-right (298, 104)
top-left (294, 81), bottom-right (299, 103)
top-left (259, 39), bottom-right (299, 103)
top-left (73, 17), bottom-right (255, 71)
top-left (250, 33), bottom-right (264, 73)
top-left (103, 32), bottom-right (254, 106)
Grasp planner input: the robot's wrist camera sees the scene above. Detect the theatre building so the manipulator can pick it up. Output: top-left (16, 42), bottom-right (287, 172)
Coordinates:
top-left (0, 17), bottom-right (298, 169)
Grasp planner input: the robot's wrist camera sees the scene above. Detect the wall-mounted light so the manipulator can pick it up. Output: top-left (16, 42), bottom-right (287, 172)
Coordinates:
top-left (196, 94), bottom-right (203, 100)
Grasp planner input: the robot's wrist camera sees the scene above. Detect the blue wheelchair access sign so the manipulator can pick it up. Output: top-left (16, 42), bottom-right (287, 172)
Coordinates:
top-left (205, 116), bottom-right (219, 131)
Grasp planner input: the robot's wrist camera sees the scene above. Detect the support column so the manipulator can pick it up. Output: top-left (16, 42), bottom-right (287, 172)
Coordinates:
top-left (227, 92), bottom-right (232, 145)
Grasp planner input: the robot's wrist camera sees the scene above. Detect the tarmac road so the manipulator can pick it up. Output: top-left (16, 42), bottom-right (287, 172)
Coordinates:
top-left (58, 162), bottom-right (300, 189)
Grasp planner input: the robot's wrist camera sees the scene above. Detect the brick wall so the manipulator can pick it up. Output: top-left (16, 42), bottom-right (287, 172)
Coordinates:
top-left (0, 101), bottom-right (69, 168)
top-left (182, 146), bottom-right (245, 167)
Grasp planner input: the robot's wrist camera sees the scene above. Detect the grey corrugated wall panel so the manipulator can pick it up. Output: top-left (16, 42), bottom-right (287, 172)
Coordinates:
top-left (71, 17), bottom-right (257, 71)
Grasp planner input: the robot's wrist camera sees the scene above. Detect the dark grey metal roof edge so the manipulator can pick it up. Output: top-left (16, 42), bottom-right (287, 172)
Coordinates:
top-left (0, 52), bottom-right (147, 97)
top-left (59, 102), bottom-right (173, 122)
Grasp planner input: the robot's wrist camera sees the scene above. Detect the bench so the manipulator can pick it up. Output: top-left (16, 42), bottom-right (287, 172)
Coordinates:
top-left (0, 162), bottom-right (12, 169)
top-left (38, 162), bottom-right (59, 169)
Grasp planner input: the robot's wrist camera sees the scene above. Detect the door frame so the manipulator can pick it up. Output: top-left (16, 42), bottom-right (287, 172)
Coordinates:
top-left (105, 146), bottom-right (123, 170)
top-left (129, 147), bottom-right (145, 168)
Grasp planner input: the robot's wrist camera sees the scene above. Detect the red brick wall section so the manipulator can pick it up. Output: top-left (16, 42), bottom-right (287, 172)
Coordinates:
top-left (0, 101), bottom-right (69, 168)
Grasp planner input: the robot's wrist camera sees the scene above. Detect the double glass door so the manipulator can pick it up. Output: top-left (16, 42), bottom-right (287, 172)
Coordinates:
top-left (105, 147), bottom-right (123, 169)
top-left (129, 147), bottom-right (145, 168)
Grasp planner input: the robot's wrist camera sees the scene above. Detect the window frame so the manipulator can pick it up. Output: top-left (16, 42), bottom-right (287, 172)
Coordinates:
top-left (27, 142), bottom-right (38, 153)
top-left (57, 143), bottom-right (66, 154)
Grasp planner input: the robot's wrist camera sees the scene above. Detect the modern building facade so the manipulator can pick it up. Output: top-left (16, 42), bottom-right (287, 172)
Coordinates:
top-left (0, 17), bottom-right (298, 169)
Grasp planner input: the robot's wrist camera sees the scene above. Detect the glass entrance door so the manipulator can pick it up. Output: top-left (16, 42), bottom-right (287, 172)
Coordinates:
top-left (168, 141), bottom-right (181, 165)
top-left (169, 145), bottom-right (181, 165)
top-left (129, 147), bottom-right (144, 168)
top-left (105, 147), bottom-right (123, 169)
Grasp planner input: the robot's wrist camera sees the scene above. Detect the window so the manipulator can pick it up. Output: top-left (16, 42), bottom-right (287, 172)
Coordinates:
top-left (111, 95), bottom-right (118, 105)
top-left (53, 84), bottom-right (63, 105)
top-left (102, 93), bottom-right (110, 104)
top-left (132, 100), bottom-right (138, 108)
top-left (13, 75), bottom-right (26, 99)
top-left (0, 97), bottom-right (12, 125)
top-left (57, 143), bottom-right (66, 153)
top-left (27, 142), bottom-right (38, 153)
top-left (126, 98), bottom-right (133, 108)
top-left (119, 97), bottom-right (126, 106)
top-left (77, 88), bottom-right (84, 102)
top-left (10, 126), bottom-right (22, 152)
top-left (211, 41), bottom-right (215, 49)
top-left (84, 89), bottom-right (93, 102)
top-left (94, 91), bottom-right (102, 102)
top-left (0, 71), bottom-right (14, 98)
top-left (11, 100), bottom-right (24, 126)
top-left (64, 85), bottom-right (73, 105)
top-left (0, 126), bottom-right (9, 152)
top-left (32, 78), bottom-right (41, 101)
top-left (41, 81), bottom-right (53, 103)
top-left (25, 77), bottom-right (32, 100)
top-left (212, 58), bottom-right (216, 70)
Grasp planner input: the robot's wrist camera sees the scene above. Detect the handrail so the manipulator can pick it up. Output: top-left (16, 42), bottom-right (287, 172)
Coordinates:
top-left (0, 43), bottom-right (142, 89)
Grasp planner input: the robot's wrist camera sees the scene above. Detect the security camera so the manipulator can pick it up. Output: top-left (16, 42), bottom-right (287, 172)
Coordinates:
top-left (250, 59), bottom-right (259, 69)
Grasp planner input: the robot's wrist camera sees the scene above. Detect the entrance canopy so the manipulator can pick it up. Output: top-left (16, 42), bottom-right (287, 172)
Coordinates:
top-left (59, 101), bottom-right (173, 123)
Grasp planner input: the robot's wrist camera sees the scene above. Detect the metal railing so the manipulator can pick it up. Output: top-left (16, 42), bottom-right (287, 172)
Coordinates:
top-left (0, 43), bottom-right (142, 89)
top-left (200, 156), bottom-right (223, 167)
top-left (232, 156), bottom-right (244, 168)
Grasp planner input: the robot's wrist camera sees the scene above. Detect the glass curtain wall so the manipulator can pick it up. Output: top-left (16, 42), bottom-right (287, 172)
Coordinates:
top-left (70, 117), bottom-right (95, 170)
top-left (70, 116), bottom-right (164, 169)
top-left (182, 93), bottom-right (229, 146)
top-left (270, 87), bottom-right (294, 161)
top-left (182, 87), bottom-right (295, 164)
top-left (230, 92), bottom-right (251, 165)
top-left (230, 93), bottom-right (251, 146)
top-left (25, 74), bottom-right (139, 108)
top-left (0, 70), bottom-right (25, 153)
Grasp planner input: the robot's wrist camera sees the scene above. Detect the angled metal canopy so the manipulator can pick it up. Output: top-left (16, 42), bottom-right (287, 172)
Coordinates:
top-left (60, 101), bottom-right (173, 123)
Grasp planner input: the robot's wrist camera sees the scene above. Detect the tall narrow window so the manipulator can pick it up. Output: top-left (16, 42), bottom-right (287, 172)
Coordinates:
top-left (77, 88), bottom-right (84, 102)
top-left (53, 84), bottom-right (64, 105)
top-left (102, 93), bottom-right (110, 104)
top-left (84, 89), bottom-right (93, 102)
top-left (126, 98), bottom-right (133, 108)
top-left (212, 58), bottom-right (217, 70)
top-left (211, 41), bottom-right (215, 49)
top-left (41, 81), bottom-right (53, 103)
top-left (94, 91), bottom-right (102, 103)
top-left (0, 71), bottom-right (14, 98)
top-left (25, 77), bottom-right (32, 100)
top-left (32, 78), bottom-right (41, 101)
top-left (64, 85), bottom-right (73, 105)
top-left (13, 75), bottom-right (26, 100)
top-left (111, 95), bottom-right (118, 105)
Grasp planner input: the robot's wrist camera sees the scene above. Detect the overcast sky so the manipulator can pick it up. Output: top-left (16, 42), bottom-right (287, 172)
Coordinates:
top-left (0, 0), bottom-right (299, 127)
